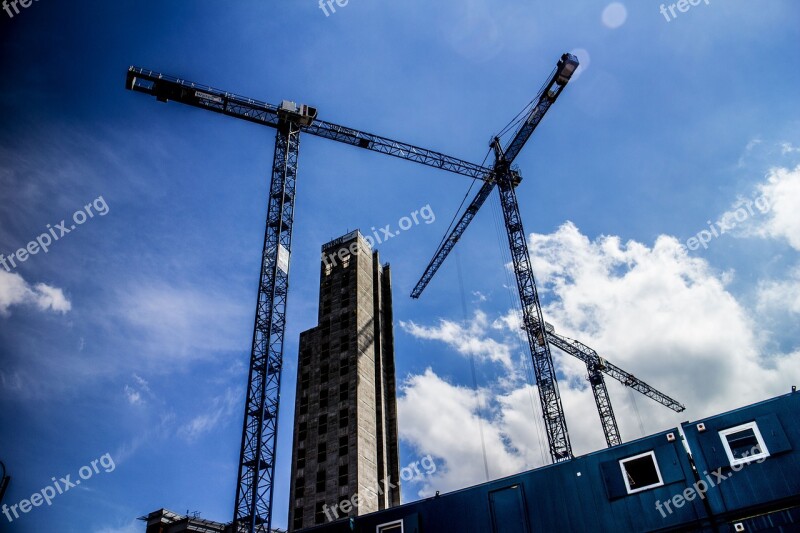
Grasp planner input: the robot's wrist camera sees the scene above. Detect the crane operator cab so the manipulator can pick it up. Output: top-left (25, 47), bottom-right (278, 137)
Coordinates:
top-left (278, 100), bottom-right (318, 126)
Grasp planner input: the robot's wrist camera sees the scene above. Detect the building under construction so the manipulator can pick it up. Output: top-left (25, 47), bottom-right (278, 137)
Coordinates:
top-left (288, 231), bottom-right (400, 529)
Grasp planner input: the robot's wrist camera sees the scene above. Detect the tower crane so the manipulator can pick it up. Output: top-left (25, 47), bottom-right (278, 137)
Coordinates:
top-left (409, 54), bottom-right (688, 460)
top-left (127, 67), bottom-right (500, 533)
top-left (412, 54), bottom-right (581, 462)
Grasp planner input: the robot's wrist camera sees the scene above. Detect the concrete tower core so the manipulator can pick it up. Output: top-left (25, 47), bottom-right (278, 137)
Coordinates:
top-left (288, 230), bottom-right (400, 530)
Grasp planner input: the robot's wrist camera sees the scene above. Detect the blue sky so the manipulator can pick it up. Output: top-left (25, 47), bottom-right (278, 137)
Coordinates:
top-left (1, 1), bottom-right (799, 531)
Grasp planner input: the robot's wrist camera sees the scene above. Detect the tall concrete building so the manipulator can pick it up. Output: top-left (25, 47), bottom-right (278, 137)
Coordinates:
top-left (288, 230), bottom-right (400, 531)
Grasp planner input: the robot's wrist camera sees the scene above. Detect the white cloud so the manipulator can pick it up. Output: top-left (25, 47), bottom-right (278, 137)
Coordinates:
top-left (752, 165), bottom-right (800, 250)
top-left (781, 142), bottom-right (800, 155)
top-left (124, 385), bottom-right (142, 405)
top-left (757, 267), bottom-right (800, 316)
top-left (526, 222), bottom-right (800, 418)
top-left (123, 373), bottom-right (152, 406)
top-left (133, 373), bottom-right (150, 390)
top-left (178, 388), bottom-right (239, 441)
top-left (471, 290), bottom-right (488, 303)
top-left (397, 367), bottom-right (613, 497)
top-left (115, 281), bottom-right (249, 361)
top-left (400, 311), bottom-right (514, 370)
top-left (397, 369), bottom-right (527, 497)
top-left (398, 222), bottom-right (800, 496)
top-left (0, 271), bottom-right (71, 316)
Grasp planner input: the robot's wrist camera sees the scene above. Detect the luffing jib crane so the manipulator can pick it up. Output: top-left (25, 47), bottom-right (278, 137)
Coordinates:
top-left (412, 54), bottom-right (581, 462)
top-left (410, 54), bottom-right (685, 458)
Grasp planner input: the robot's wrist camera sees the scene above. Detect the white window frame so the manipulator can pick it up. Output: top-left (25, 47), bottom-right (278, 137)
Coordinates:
top-left (619, 450), bottom-right (665, 495)
top-left (719, 421), bottom-right (770, 467)
top-left (376, 519), bottom-right (403, 533)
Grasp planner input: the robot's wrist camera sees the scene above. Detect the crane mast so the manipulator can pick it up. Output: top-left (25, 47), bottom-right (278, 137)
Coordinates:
top-left (586, 363), bottom-right (622, 448)
top-left (231, 120), bottom-right (300, 531)
top-left (491, 135), bottom-right (573, 461)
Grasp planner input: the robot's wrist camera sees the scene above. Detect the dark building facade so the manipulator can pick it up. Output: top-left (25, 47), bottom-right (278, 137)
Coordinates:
top-left (294, 390), bottom-right (800, 533)
top-left (139, 508), bottom-right (284, 533)
top-left (288, 231), bottom-right (401, 531)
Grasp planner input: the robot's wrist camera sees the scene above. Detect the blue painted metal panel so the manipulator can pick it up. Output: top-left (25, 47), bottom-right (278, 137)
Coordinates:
top-left (297, 392), bottom-right (800, 533)
top-left (684, 392), bottom-right (800, 522)
top-left (488, 484), bottom-right (530, 533)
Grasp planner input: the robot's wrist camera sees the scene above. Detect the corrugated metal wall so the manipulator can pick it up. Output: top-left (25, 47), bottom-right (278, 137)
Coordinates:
top-left (297, 391), bottom-right (800, 533)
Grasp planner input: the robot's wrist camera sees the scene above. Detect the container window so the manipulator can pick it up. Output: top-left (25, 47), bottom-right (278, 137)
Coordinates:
top-left (619, 451), bottom-right (664, 494)
top-left (719, 421), bottom-right (770, 466)
top-left (376, 520), bottom-right (403, 533)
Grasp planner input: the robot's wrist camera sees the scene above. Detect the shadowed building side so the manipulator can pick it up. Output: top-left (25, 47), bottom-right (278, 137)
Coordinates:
top-left (288, 231), bottom-right (400, 531)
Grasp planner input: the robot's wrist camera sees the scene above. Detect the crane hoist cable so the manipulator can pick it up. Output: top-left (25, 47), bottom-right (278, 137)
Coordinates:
top-left (455, 248), bottom-right (491, 482)
top-left (495, 66), bottom-right (557, 142)
top-left (434, 147), bottom-right (493, 255)
top-left (628, 386), bottom-right (646, 438)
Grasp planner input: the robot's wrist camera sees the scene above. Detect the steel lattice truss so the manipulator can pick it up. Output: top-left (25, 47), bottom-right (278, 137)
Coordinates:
top-left (126, 67), bottom-right (493, 182)
top-left (542, 326), bottom-right (622, 448)
top-left (587, 365), bottom-right (622, 448)
top-left (547, 331), bottom-right (686, 413)
top-left (232, 123), bottom-right (300, 531)
top-left (410, 181), bottom-right (494, 299)
top-left (497, 176), bottom-right (573, 461)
